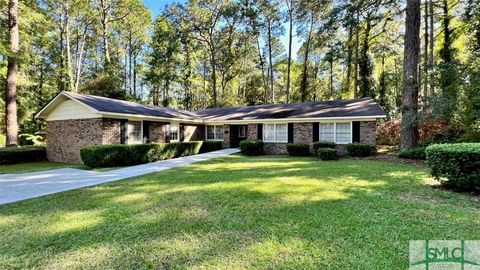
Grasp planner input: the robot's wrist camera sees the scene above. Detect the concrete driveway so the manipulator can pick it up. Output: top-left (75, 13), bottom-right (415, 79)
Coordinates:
top-left (0, 148), bottom-right (240, 205)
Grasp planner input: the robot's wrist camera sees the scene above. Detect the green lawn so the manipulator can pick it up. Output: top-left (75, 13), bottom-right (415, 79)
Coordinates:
top-left (0, 156), bottom-right (478, 269)
top-left (0, 161), bottom-right (87, 174)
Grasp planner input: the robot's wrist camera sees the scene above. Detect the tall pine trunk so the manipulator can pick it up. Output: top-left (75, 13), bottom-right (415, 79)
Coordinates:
top-left (5, 0), bottom-right (19, 146)
top-left (423, 0), bottom-right (429, 101)
top-left (267, 20), bottom-right (275, 103)
top-left (400, 0), bottom-right (421, 151)
top-left (286, 0), bottom-right (294, 103)
top-left (353, 10), bottom-right (360, 98)
top-left (300, 14), bottom-right (314, 102)
top-left (429, 0), bottom-right (435, 96)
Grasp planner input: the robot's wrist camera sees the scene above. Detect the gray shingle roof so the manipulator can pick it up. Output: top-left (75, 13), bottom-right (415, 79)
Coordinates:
top-left (59, 92), bottom-right (385, 121)
top-left (196, 98), bottom-right (386, 121)
top-left (65, 92), bottom-right (199, 120)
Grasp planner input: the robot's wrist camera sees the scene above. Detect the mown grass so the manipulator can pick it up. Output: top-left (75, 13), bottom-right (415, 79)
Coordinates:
top-left (0, 155), bottom-right (478, 269)
top-left (0, 161), bottom-right (87, 174)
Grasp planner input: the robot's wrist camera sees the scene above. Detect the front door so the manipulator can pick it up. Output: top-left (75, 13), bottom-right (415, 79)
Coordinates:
top-left (230, 125), bottom-right (247, 147)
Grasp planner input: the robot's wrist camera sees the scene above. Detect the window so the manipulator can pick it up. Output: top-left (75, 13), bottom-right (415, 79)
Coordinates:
top-left (215, 125), bottom-right (224, 140)
top-left (238, 126), bottom-right (246, 137)
top-left (320, 123), bottom-right (334, 142)
top-left (335, 123), bottom-right (351, 143)
top-left (319, 122), bottom-right (352, 144)
top-left (263, 123), bottom-right (288, 142)
top-left (206, 125), bottom-right (224, 141)
top-left (170, 122), bottom-right (179, 142)
top-left (207, 126), bottom-right (215, 140)
top-left (128, 121), bottom-right (142, 144)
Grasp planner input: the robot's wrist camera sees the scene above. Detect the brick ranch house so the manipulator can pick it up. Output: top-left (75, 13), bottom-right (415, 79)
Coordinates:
top-left (35, 92), bottom-right (386, 163)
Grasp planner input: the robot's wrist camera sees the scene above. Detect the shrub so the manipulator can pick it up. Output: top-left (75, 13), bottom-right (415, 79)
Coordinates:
top-left (313, 141), bottom-right (336, 153)
top-left (80, 142), bottom-right (203, 168)
top-left (18, 133), bottom-right (44, 146)
top-left (377, 120), bottom-right (400, 145)
top-left (346, 143), bottom-right (377, 157)
top-left (426, 143), bottom-right (480, 191)
top-left (317, 148), bottom-right (338, 160)
top-left (239, 140), bottom-right (264, 156)
top-left (398, 147), bottom-right (426, 160)
top-left (286, 143), bottom-right (310, 156)
top-left (199, 141), bottom-right (222, 153)
top-left (0, 146), bottom-right (46, 165)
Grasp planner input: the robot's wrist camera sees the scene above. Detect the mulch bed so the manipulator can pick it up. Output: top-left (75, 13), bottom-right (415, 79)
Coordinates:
top-left (359, 153), bottom-right (426, 166)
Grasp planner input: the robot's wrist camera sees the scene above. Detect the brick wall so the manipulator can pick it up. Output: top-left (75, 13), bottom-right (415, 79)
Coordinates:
top-left (247, 124), bottom-right (257, 140)
top-left (183, 124), bottom-right (204, 141)
top-left (46, 119), bottom-right (103, 163)
top-left (360, 121), bottom-right (376, 145)
top-left (149, 122), bottom-right (167, 143)
top-left (102, 118), bottom-right (121, 144)
top-left (222, 124), bottom-right (230, 148)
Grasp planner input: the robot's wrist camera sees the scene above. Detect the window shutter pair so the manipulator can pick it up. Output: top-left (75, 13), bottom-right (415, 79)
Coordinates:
top-left (312, 122), bottom-right (361, 142)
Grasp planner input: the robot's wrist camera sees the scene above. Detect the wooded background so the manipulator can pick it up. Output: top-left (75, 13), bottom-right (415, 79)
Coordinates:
top-left (1, 0), bottom-right (479, 148)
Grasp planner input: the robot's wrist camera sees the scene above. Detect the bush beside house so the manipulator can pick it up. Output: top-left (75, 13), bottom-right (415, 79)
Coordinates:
top-left (199, 141), bottom-right (222, 153)
top-left (313, 141), bottom-right (336, 152)
top-left (317, 148), bottom-right (338, 160)
top-left (346, 143), bottom-right (377, 157)
top-left (286, 144), bottom-right (310, 156)
top-left (0, 146), bottom-right (46, 165)
top-left (426, 143), bottom-right (480, 191)
top-left (81, 142), bottom-right (203, 168)
top-left (240, 140), bottom-right (264, 156)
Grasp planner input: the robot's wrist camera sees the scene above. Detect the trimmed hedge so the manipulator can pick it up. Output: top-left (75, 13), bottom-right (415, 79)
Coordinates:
top-left (398, 147), bottom-right (426, 160)
top-left (240, 140), bottom-right (264, 156)
top-left (426, 143), bottom-right (480, 191)
top-left (313, 141), bottom-right (336, 153)
top-left (346, 143), bottom-right (377, 157)
top-left (286, 143), bottom-right (310, 156)
top-left (0, 146), bottom-right (46, 165)
top-left (317, 148), bottom-right (338, 160)
top-left (81, 142), bottom-right (203, 168)
top-left (199, 141), bottom-right (222, 153)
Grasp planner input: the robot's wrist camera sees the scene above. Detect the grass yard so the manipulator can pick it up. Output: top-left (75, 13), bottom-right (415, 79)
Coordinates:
top-left (0, 155), bottom-right (478, 269)
top-left (0, 161), bottom-right (87, 174)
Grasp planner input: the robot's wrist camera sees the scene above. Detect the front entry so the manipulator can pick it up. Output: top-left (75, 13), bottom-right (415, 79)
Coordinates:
top-left (229, 125), bottom-right (247, 147)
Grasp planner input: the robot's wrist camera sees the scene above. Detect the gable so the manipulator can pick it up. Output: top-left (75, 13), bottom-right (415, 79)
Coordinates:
top-left (46, 99), bottom-right (100, 121)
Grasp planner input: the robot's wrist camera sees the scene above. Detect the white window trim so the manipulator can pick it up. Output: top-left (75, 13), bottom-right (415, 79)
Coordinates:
top-left (319, 121), bottom-right (353, 145)
top-left (206, 124), bottom-right (224, 141)
top-left (263, 123), bottom-right (288, 143)
top-left (127, 120), bottom-right (143, 145)
top-left (169, 122), bottom-right (180, 142)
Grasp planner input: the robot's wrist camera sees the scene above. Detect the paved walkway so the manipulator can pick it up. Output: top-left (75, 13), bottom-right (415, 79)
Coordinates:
top-left (0, 148), bottom-right (240, 205)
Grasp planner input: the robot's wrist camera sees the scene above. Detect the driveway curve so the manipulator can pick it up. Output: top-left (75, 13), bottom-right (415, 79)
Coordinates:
top-left (0, 148), bottom-right (240, 205)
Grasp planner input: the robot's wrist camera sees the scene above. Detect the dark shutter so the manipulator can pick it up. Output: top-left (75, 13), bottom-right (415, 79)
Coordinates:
top-left (352, 121), bottom-right (360, 143)
top-left (143, 121), bottom-right (150, 143)
top-left (287, 123), bottom-right (294, 143)
top-left (257, 124), bottom-right (263, 140)
top-left (165, 124), bottom-right (171, 143)
top-left (180, 124), bottom-right (185, 142)
top-left (120, 120), bottom-right (128, 144)
top-left (313, 122), bottom-right (319, 142)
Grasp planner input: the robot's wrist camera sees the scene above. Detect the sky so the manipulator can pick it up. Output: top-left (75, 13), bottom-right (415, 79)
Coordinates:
top-left (141, 0), bottom-right (301, 59)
